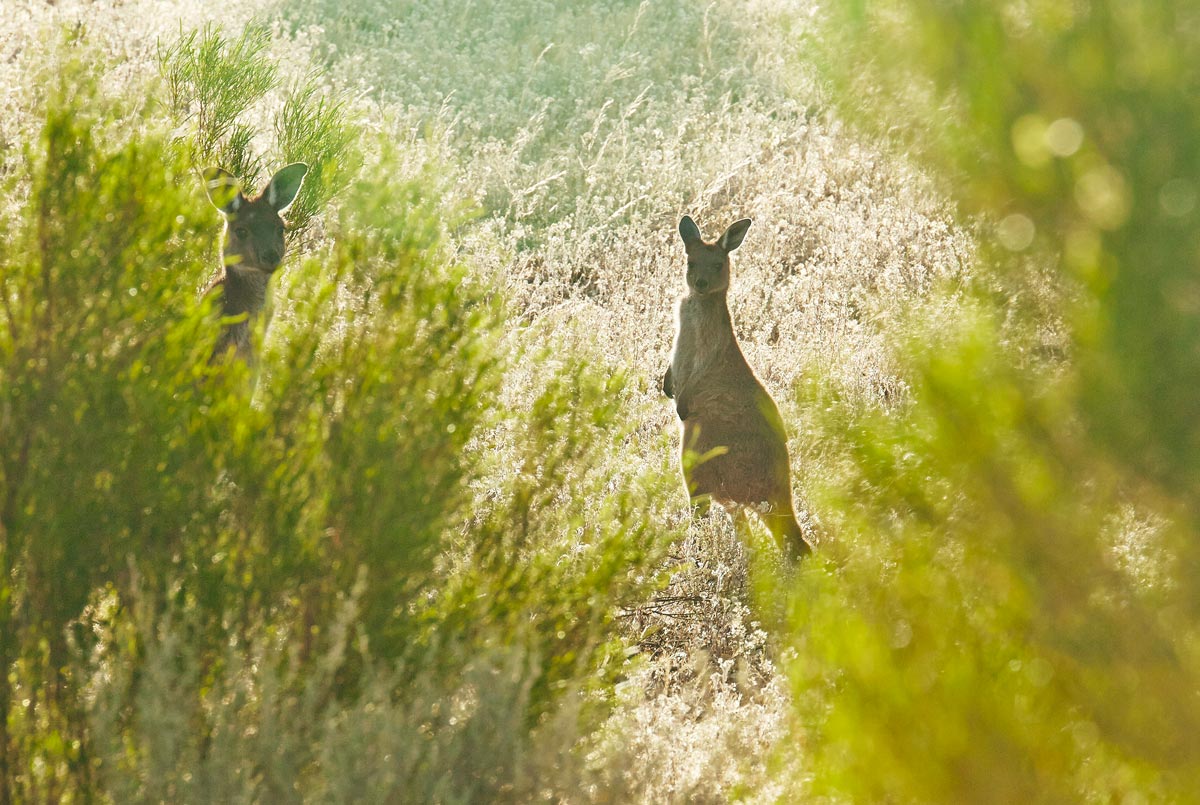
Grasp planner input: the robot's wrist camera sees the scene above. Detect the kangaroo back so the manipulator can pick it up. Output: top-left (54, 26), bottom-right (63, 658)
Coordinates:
top-left (664, 215), bottom-right (812, 559)
top-left (203, 163), bottom-right (308, 363)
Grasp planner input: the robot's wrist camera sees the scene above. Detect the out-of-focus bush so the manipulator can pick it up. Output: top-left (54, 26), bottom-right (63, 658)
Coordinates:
top-left (824, 0), bottom-right (1200, 497)
top-left (0, 63), bottom-right (234, 798)
top-left (773, 2), bottom-right (1200, 801)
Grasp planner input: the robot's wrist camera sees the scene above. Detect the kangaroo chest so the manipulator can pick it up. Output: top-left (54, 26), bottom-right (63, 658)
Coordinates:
top-left (671, 294), bottom-right (747, 398)
top-left (220, 266), bottom-right (270, 319)
top-left (209, 267), bottom-right (271, 362)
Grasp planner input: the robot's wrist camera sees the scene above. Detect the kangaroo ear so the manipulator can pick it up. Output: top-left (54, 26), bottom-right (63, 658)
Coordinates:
top-left (718, 218), bottom-right (752, 253)
top-left (203, 167), bottom-right (243, 214)
top-left (679, 215), bottom-right (702, 244)
top-left (264, 162), bottom-right (309, 213)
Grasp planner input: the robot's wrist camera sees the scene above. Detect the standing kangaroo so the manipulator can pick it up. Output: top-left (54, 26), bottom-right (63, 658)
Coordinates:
top-left (202, 163), bottom-right (308, 363)
top-left (663, 215), bottom-right (813, 559)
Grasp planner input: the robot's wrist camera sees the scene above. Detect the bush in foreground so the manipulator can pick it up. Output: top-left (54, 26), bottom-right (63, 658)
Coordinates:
top-left (0, 39), bottom-right (679, 800)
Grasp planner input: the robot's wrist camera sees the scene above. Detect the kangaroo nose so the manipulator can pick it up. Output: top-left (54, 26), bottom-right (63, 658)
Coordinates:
top-left (694, 278), bottom-right (709, 292)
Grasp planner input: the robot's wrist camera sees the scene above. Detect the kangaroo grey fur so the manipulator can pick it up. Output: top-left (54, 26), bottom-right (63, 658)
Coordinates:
top-left (202, 163), bottom-right (308, 363)
top-left (663, 215), bottom-right (812, 558)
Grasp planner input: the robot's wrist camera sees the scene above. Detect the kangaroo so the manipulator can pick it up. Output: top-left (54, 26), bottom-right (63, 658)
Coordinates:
top-left (202, 163), bottom-right (308, 363)
top-left (663, 215), bottom-right (813, 559)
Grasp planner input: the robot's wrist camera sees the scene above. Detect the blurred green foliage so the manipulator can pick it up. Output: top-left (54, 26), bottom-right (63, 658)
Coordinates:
top-left (780, 1), bottom-right (1200, 801)
top-left (827, 0), bottom-right (1200, 496)
top-left (0, 63), bottom-right (230, 798)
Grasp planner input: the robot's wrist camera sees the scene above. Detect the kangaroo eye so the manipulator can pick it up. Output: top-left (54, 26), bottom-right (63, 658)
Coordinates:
top-left (234, 227), bottom-right (249, 239)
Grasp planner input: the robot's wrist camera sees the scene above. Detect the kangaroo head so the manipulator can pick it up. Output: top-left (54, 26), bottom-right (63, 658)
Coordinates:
top-left (204, 163), bottom-right (308, 274)
top-left (678, 215), bottom-right (751, 295)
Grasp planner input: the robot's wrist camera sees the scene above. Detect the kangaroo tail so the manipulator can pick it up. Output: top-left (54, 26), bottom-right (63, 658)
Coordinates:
top-left (764, 501), bottom-right (813, 561)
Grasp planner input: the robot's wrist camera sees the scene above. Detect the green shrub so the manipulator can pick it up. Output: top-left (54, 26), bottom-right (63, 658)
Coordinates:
top-left (159, 22), bottom-right (279, 182)
top-left (1, 30), bottom-right (681, 800)
top-left (274, 75), bottom-right (361, 235)
top-left (0, 64), bottom-right (231, 799)
top-left (774, 1), bottom-right (1200, 801)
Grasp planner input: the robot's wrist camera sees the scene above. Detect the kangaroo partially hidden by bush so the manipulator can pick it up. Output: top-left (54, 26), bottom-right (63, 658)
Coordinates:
top-left (663, 215), bottom-right (813, 559)
top-left (202, 163), bottom-right (308, 363)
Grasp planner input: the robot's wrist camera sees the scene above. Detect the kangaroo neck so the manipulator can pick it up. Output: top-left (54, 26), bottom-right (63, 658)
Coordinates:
top-left (688, 289), bottom-right (737, 353)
